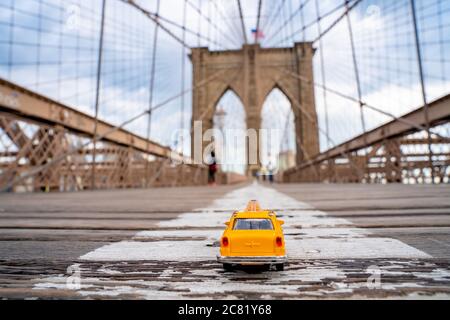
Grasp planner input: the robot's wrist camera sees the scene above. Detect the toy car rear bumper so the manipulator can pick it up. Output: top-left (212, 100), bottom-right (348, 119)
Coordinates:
top-left (217, 255), bottom-right (287, 265)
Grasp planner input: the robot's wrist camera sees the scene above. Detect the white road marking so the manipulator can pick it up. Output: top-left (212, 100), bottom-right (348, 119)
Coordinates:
top-left (80, 183), bottom-right (430, 261)
top-left (34, 182), bottom-right (446, 299)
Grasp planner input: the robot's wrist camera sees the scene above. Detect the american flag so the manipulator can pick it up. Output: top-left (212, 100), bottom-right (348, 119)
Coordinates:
top-left (251, 28), bottom-right (265, 39)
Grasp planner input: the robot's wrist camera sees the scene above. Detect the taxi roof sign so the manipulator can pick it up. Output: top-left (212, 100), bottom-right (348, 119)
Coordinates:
top-left (245, 200), bottom-right (262, 212)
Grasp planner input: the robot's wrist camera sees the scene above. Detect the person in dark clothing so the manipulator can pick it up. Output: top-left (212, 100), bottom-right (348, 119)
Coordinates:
top-left (208, 151), bottom-right (217, 185)
top-left (268, 162), bottom-right (275, 184)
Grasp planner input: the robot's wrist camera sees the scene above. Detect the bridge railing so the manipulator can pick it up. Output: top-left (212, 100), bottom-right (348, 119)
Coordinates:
top-left (283, 95), bottom-right (450, 184)
top-left (0, 110), bottom-right (211, 192)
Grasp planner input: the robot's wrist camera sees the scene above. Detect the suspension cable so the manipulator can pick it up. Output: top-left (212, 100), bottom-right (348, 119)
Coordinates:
top-left (410, 0), bottom-right (435, 183)
top-left (212, 0), bottom-right (244, 46)
top-left (260, 0), bottom-right (286, 44)
top-left (281, 69), bottom-right (449, 141)
top-left (0, 67), bottom-right (241, 193)
top-left (236, 0), bottom-right (248, 45)
top-left (313, 0), bottom-right (362, 43)
top-left (91, 0), bottom-right (107, 190)
top-left (254, 0), bottom-right (263, 44)
top-left (145, 0), bottom-right (161, 187)
top-left (270, 74), bottom-right (365, 179)
top-left (124, 0), bottom-right (190, 49)
top-left (186, 0), bottom-right (241, 48)
top-left (264, 0), bottom-right (313, 46)
top-left (345, 0), bottom-right (370, 181)
top-left (269, 0), bottom-right (352, 47)
top-left (180, 0), bottom-right (188, 154)
top-left (314, 0), bottom-right (330, 150)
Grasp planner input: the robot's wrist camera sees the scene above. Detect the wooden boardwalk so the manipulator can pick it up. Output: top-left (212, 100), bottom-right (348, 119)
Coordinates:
top-left (0, 183), bottom-right (449, 299)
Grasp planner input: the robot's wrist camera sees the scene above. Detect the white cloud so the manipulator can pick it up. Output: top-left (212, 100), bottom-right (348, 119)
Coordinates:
top-left (1, 0), bottom-right (449, 160)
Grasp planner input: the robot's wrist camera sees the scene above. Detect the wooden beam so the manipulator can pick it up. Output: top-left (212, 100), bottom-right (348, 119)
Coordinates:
top-left (287, 94), bottom-right (450, 172)
top-left (0, 78), bottom-right (182, 161)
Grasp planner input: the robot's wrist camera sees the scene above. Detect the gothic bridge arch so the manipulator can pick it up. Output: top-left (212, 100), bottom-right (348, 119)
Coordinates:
top-left (190, 43), bottom-right (320, 173)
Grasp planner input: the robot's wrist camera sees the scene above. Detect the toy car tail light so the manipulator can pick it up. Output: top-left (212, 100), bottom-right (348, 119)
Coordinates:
top-left (276, 237), bottom-right (283, 247)
top-left (222, 237), bottom-right (229, 247)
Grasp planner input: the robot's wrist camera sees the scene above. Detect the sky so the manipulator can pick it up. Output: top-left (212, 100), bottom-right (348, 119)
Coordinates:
top-left (0, 0), bottom-right (449, 172)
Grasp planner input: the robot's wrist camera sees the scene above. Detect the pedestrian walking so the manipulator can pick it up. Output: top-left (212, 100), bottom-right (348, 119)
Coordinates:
top-left (208, 151), bottom-right (217, 186)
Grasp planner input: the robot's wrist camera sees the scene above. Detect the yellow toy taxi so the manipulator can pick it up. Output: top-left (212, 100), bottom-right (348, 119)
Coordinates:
top-left (217, 200), bottom-right (287, 271)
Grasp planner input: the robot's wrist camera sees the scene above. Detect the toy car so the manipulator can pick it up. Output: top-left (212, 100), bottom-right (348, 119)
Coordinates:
top-left (217, 200), bottom-right (287, 271)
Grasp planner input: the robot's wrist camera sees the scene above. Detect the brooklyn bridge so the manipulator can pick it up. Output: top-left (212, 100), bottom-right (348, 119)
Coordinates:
top-left (0, 0), bottom-right (449, 299)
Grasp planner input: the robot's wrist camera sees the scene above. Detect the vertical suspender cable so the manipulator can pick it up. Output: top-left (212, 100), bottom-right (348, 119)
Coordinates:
top-left (300, 0), bottom-right (306, 43)
top-left (92, 0), bottom-right (107, 190)
top-left (255, 0), bottom-right (263, 44)
top-left (197, 0), bottom-right (201, 46)
top-left (410, 0), bottom-right (435, 184)
top-left (207, 0), bottom-right (211, 47)
top-left (438, 0), bottom-right (445, 86)
top-left (315, 0), bottom-right (332, 182)
top-left (36, 0), bottom-right (42, 91)
top-left (57, 4), bottom-right (63, 101)
top-left (280, 1), bottom-right (287, 46)
top-left (181, 0), bottom-right (188, 154)
top-left (345, 0), bottom-right (369, 182)
top-left (237, 0), bottom-right (248, 45)
top-left (287, 0), bottom-right (294, 44)
top-left (145, 0), bottom-right (161, 187)
top-left (8, 1), bottom-right (15, 79)
top-left (314, 0), bottom-right (330, 150)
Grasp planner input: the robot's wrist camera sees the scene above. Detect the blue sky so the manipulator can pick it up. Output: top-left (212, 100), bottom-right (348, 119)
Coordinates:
top-left (0, 0), bottom-right (449, 163)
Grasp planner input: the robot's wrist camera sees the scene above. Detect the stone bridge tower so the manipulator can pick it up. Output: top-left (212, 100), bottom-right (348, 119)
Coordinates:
top-left (190, 43), bottom-right (320, 174)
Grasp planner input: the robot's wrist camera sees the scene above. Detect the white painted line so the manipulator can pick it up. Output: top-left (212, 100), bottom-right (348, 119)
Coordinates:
top-left (79, 183), bottom-right (431, 261)
top-left (81, 240), bottom-right (214, 261)
top-left (286, 238), bottom-right (430, 259)
top-left (34, 182), bottom-right (441, 299)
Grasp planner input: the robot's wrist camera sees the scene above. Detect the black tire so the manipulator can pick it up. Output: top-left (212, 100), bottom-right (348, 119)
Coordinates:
top-left (275, 264), bottom-right (284, 271)
top-left (223, 263), bottom-right (233, 272)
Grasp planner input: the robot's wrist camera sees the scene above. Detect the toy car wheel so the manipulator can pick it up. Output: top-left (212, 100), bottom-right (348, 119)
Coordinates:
top-left (275, 264), bottom-right (284, 271)
top-left (223, 263), bottom-right (233, 272)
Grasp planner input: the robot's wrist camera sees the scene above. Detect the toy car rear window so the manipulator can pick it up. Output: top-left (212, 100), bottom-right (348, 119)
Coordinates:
top-left (233, 219), bottom-right (274, 230)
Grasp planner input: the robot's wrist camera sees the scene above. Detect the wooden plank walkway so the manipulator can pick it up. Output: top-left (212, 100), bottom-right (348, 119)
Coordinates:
top-left (0, 183), bottom-right (449, 299)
